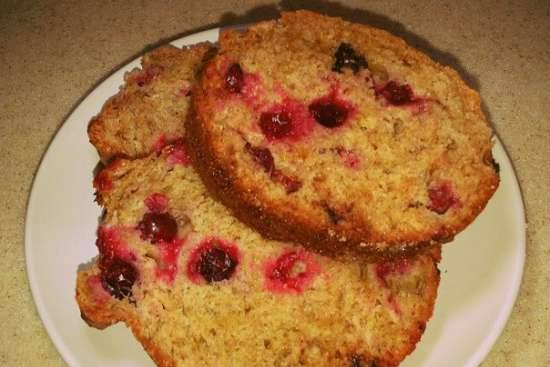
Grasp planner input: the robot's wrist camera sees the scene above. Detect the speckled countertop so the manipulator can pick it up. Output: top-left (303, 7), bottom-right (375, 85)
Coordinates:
top-left (1, 1), bottom-right (548, 366)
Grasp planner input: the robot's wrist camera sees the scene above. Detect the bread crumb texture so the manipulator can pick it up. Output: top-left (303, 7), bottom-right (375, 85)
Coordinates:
top-left (189, 10), bottom-right (499, 255)
top-left (77, 144), bottom-right (441, 367)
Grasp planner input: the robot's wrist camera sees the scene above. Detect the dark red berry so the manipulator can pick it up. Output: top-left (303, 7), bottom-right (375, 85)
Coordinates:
top-left (137, 212), bottom-right (178, 244)
top-left (197, 246), bottom-right (237, 282)
top-left (186, 239), bottom-right (240, 284)
top-left (309, 99), bottom-right (349, 128)
top-left (378, 81), bottom-right (414, 105)
top-left (259, 111), bottom-right (293, 139)
top-left (245, 143), bottom-right (275, 174)
top-left (101, 258), bottom-right (137, 300)
top-left (427, 181), bottom-right (458, 214)
top-left (224, 63), bottom-right (244, 93)
top-left (272, 170), bottom-right (302, 194)
top-left (332, 43), bottom-right (368, 74)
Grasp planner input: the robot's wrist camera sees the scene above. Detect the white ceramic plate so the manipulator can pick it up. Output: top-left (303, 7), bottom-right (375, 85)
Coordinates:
top-left (25, 28), bottom-right (526, 367)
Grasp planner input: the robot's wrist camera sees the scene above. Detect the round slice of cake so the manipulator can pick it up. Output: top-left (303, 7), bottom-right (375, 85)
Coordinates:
top-left (188, 10), bottom-right (500, 257)
top-left (77, 141), bottom-right (441, 367)
top-left (88, 43), bottom-right (213, 162)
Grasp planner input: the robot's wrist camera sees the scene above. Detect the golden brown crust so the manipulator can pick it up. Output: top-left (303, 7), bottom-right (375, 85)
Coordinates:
top-left (88, 43), bottom-right (214, 163)
top-left (76, 266), bottom-right (175, 366)
top-left (188, 11), bottom-right (499, 258)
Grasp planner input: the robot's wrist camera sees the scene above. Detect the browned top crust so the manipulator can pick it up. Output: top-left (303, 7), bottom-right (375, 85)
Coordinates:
top-left (188, 10), bottom-right (499, 257)
top-left (88, 43), bottom-right (213, 162)
top-left (77, 146), bottom-right (441, 367)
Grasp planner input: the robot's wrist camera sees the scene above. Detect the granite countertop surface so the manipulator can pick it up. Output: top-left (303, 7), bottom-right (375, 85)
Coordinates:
top-left (1, 0), bottom-right (548, 366)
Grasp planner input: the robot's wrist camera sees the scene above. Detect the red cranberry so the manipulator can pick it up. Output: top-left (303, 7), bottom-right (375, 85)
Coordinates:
top-left (377, 81), bottom-right (414, 105)
top-left (245, 143), bottom-right (274, 174)
top-left (332, 43), bottom-right (368, 74)
top-left (427, 181), bottom-right (458, 214)
top-left (197, 246), bottom-right (238, 282)
top-left (137, 212), bottom-right (178, 244)
top-left (186, 239), bottom-right (240, 284)
top-left (224, 63), bottom-right (244, 93)
top-left (100, 258), bottom-right (137, 300)
top-left (309, 99), bottom-right (349, 128)
top-left (259, 111), bottom-right (293, 139)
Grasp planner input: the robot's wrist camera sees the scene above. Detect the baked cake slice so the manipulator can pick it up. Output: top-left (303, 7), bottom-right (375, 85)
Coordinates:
top-left (77, 142), bottom-right (441, 367)
top-left (88, 43), bottom-right (213, 162)
top-left (188, 11), bottom-right (499, 257)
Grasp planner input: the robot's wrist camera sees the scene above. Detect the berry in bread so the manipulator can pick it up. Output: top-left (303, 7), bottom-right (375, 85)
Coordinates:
top-left (77, 142), bottom-right (441, 367)
top-left (188, 11), bottom-right (499, 257)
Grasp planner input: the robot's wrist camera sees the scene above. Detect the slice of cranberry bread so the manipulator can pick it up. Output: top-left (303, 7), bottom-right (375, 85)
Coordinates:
top-left (88, 43), bottom-right (213, 162)
top-left (77, 141), bottom-right (441, 367)
top-left (188, 10), bottom-right (500, 257)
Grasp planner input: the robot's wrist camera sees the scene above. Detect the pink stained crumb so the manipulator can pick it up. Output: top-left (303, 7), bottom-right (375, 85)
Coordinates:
top-left (179, 84), bottom-right (192, 97)
top-left (165, 139), bottom-right (190, 166)
top-left (239, 71), bottom-right (269, 111)
top-left (155, 238), bottom-right (185, 283)
top-left (152, 135), bottom-right (167, 153)
top-left (335, 146), bottom-right (361, 169)
top-left (406, 98), bottom-right (430, 116)
top-left (375, 257), bottom-right (411, 287)
top-left (94, 159), bottom-right (126, 192)
top-left (86, 275), bottom-right (111, 305)
top-left (186, 238), bottom-right (240, 284)
top-left (144, 193), bottom-right (169, 213)
top-left (427, 180), bottom-right (461, 214)
top-left (94, 170), bottom-right (113, 192)
top-left (263, 250), bottom-right (321, 294)
top-left (128, 65), bottom-right (163, 87)
top-left (96, 226), bottom-right (136, 263)
top-left (387, 294), bottom-right (401, 315)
